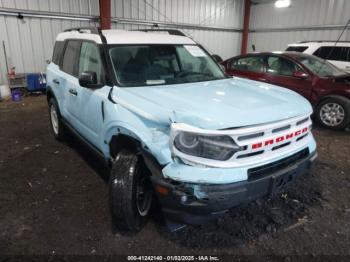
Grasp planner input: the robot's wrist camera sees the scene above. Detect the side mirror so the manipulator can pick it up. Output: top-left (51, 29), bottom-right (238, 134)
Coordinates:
top-left (293, 71), bottom-right (308, 79)
top-left (79, 71), bottom-right (97, 88)
top-left (219, 64), bottom-right (226, 72)
top-left (212, 54), bottom-right (223, 63)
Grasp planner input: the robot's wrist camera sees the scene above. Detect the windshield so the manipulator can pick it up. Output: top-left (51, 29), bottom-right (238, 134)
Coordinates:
top-left (109, 45), bottom-right (226, 87)
top-left (295, 55), bottom-right (345, 77)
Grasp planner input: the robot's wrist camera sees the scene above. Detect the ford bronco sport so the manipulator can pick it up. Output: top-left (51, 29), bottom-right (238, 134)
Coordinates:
top-left (47, 27), bottom-right (317, 232)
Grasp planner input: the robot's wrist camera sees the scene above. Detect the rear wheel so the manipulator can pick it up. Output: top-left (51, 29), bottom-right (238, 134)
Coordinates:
top-left (48, 98), bottom-right (66, 140)
top-left (109, 149), bottom-right (153, 233)
top-left (316, 96), bottom-right (350, 130)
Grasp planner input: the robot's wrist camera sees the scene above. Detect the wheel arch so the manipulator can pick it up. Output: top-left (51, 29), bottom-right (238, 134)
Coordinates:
top-left (108, 131), bottom-right (165, 179)
top-left (46, 86), bottom-right (56, 104)
top-left (314, 94), bottom-right (350, 109)
top-left (109, 133), bottom-right (141, 159)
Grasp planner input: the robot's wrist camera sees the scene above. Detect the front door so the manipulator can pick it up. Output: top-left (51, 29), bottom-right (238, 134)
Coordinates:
top-left (74, 41), bottom-right (106, 147)
top-left (264, 55), bottom-right (313, 100)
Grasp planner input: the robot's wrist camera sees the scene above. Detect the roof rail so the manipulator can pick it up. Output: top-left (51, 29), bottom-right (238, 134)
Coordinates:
top-left (64, 27), bottom-right (100, 34)
top-left (136, 29), bottom-right (186, 37)
top-left (64, 27), bottom-right (107, 44)
top-left (298, 40), bottom-right (350, 43)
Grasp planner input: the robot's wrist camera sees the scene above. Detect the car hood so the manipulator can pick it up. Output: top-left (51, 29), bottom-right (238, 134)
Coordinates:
top-left (113, 77), bottom-right (312, 130)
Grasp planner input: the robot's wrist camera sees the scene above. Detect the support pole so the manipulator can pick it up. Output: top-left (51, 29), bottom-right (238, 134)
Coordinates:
top-left (241, 0), bottom-right (251, 55)
top-left (99, 0), bottom-right (111, 30)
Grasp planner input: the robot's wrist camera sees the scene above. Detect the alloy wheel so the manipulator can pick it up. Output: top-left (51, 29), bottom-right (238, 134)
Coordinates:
top-left (50, 105), bottom-right (59, 135)
top-left (320, 102), bottom-right (345, 127)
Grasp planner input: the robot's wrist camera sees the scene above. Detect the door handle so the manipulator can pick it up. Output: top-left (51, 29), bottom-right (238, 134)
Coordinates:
top-left (53, 79), bottom-right (60, 84)
top-left (69, 88), bottom-right (78, 96)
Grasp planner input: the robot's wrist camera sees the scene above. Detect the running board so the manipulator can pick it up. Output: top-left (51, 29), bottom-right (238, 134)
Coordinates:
top-left (60, 118), bottom-right (108, 165)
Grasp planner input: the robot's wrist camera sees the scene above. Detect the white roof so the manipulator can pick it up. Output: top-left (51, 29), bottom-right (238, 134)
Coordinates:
top-left (56, 30), bottom-right (103, 43)
top-left (288, 42), bottom-right (350, 47)
top-left (103, 30), bottom-right (195, 44)
top-left (56, 29), bottom-right (195, 45)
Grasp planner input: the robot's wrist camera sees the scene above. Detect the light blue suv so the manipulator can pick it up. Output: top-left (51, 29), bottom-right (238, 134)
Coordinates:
top-left (47, 27), bottom-right (317, 233)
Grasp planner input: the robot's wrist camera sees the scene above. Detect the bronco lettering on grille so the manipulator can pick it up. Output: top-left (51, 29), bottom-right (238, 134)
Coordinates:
top-left (252, 127), bottom-right (308, 150)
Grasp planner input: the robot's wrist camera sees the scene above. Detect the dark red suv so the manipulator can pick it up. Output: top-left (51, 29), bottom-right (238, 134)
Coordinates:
top-left (222, 52), bottom-right (350, 130)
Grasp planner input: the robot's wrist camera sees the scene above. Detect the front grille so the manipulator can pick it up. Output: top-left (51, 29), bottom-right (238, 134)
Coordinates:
top-left (237, 150), bottom-right (264, 159)
top-left (297, 117), bottom-right (309, 126)
top-left (247, 148), bottom-right (309, 181)
top-left (272, 125), bottom-right (291, 133)
top-left (237, 132), bottom-right (264, 141)
top-left (232, 115), bottom-right (312, 160)
top-left (272, 142), bottom-right (291, 151)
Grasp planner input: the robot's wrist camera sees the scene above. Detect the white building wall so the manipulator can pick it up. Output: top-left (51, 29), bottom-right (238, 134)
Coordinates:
top-left (248, 0), bottom-right (350, 52)
top-left (0, 0), bottom-right (244, 85)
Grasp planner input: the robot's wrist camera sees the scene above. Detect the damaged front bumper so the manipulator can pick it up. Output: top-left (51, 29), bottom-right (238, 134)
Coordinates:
top-left (148, 148), bottom-right (317, 226)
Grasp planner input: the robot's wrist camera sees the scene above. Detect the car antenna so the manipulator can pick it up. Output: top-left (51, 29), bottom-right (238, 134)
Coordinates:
top-left (316, 18), bottom-right (350, 75)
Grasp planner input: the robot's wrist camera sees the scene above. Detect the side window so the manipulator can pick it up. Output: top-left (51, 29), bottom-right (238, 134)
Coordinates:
top-left (267, 56), bottom-right (300, 77)
top-left (52, 41), bottom-right (65, 65)
top-left (231, 56), bottom-right (264, 73)
top-left (285, 46), bottom-right (308, 52)
top-left (345, 47), bottom-right (350, 62)
top-left (314, 46), bottom-right (350, 62)
top-left (78, 42), bottom-right (104, 84)
top-left (61, 40), bottom-right (81, 76)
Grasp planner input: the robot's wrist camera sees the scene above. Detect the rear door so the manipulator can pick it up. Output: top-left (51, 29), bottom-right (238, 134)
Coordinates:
top-left (59, 40), bottom-right (82, 127)
top-left (264, 55), bottom-right (313, 99)
top-left (225, 55), bottom-right (268, 82)
top-left (46, 41), bottom-right (66, 113)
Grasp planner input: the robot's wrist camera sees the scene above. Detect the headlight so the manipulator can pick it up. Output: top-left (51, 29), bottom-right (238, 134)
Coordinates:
top-left (174, 132), bottom-right (243, 161)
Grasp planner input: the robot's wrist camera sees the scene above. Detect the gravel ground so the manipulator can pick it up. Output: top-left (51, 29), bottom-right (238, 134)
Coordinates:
top-left (0, 96), bottom-right (349, 259)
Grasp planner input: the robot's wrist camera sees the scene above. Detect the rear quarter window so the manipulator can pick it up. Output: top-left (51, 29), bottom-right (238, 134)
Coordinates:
top-left (61, 40), bottom-right (81, 76)
top-left (286, 46), bottom-right (308, 52)
top-left (313, 46), bottom-right (350, 62)
top-left (52, 41), bottom-right (65, 65)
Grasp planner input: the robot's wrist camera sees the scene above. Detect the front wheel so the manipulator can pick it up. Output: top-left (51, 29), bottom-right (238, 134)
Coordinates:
top-left (315, 96), bottom-right (350, 130)
top-left (109, 149), bottom-right (153, 233)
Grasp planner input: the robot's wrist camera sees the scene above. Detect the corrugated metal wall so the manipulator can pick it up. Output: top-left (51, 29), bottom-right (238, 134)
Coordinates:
top-left (248, 0), bottom-right (350, 52)
top-left (111, 0), bottom-right (243, 60)
top-left (0, 0), bottom-right (244, 85)
top-left (0, 0), bottom-right (99, 84)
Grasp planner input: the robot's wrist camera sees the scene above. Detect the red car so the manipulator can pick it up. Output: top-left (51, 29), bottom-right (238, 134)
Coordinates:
top-left (222, 52), bottom-right (350, 130)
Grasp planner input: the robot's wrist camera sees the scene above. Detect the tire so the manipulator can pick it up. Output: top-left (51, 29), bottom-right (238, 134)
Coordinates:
top-left (48, 98), bottom-right (66, 140)
top-left (109, 149), bottom-right (153, 233)
top-left (315, 96), bottom-right (350, 130)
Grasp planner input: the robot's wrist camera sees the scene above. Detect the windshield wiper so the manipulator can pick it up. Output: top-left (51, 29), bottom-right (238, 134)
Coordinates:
top-left (176, 71), bottom-right (213, 78)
